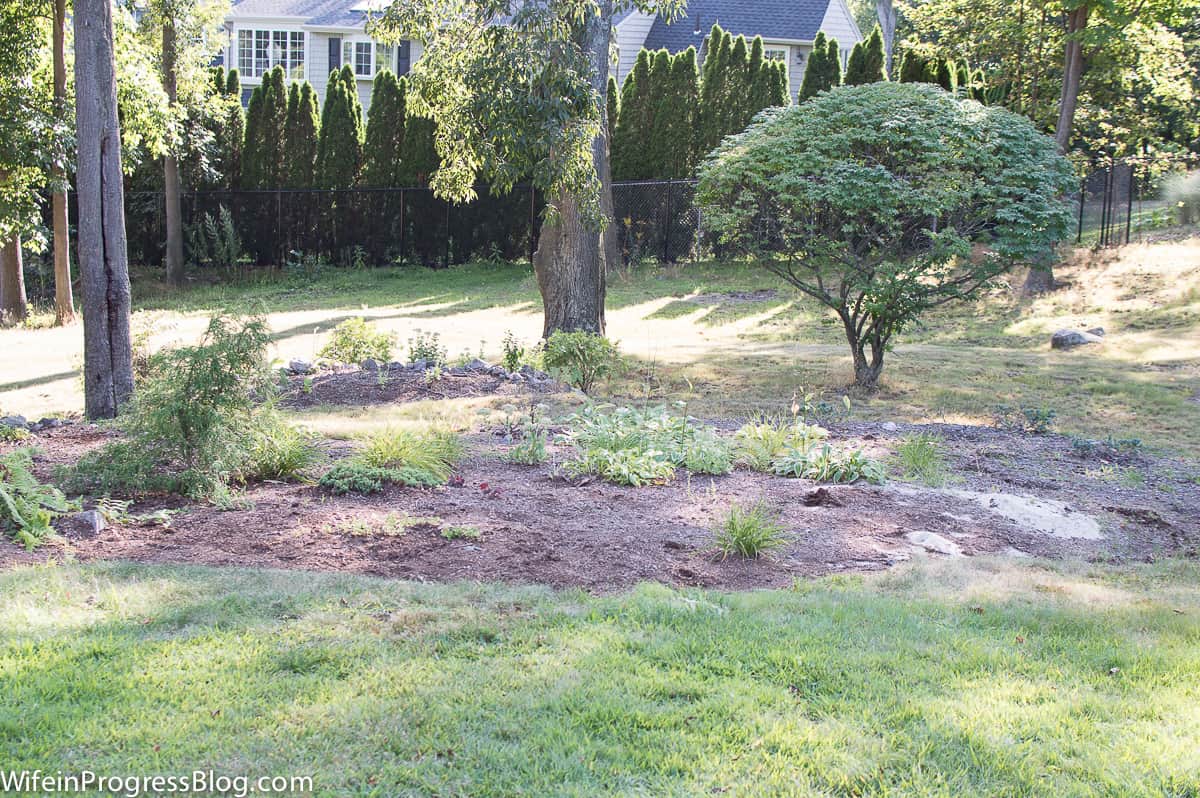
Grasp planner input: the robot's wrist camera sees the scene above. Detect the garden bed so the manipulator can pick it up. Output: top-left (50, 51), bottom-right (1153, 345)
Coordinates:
top-left (3, 420), bottom-right (1196, 590)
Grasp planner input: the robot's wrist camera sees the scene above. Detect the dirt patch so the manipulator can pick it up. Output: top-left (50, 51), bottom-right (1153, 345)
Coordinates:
top-left (689, 289), bottom-right (779, 306)
top-left (3, 421), bottom-right (1197, 590)
top-left (282, 364), bottom-right (570, 408)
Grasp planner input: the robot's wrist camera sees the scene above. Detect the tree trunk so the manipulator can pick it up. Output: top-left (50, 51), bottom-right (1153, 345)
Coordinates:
top-left (0, 234), bottom-right (28, 325)
top-left (74, 0), bottom-right (135, 419)
top-left (842, 314), bottom-right (885, 388)
top-left (1054, 4), bottom-right (1089, 155)
top-left (532, 0), bottom-right (612, 337)
top-left (52, 0), bottom-right (76, 325)
top-left (875, 0), bottom-right (897, 74)
top-left (162, 17), bottom-right (185, 286)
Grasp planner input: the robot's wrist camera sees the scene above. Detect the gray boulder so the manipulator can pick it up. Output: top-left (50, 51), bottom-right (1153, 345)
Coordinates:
top-left (1051, 329), bottom-right (1105, 350)
top-left (361, 358), bottom-right (380, 372)
top-left (288, 359), bottom-right (313, 375)
top-left (408, 358), bottom-right (427, 371)
top-left (0, 415), bottom-right (28, 430)
top-left (465, 358), bottom-right (492, 371)
top-left (71, 510), bottom-right (107, 538)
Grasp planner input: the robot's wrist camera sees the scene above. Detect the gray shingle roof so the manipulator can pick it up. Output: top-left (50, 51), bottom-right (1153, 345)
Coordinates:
top-left (229, 0), bottom-right (370, 26)
top-left (643, 0), bottom-right (830, 51)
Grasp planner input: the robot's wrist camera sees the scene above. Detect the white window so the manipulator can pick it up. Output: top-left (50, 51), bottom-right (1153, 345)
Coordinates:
top-left (375, 43), bottom-right (393, 74)
top-left (342, 40), bottom-right (375, 77)
top-left (764, 48), bottom-right (788, 62)
top-left (236, 28), bottom-right (304, 78)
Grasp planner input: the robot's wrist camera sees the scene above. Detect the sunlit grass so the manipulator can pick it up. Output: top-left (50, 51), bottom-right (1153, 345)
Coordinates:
top-left (2, 559), bottom-right (1198, 796)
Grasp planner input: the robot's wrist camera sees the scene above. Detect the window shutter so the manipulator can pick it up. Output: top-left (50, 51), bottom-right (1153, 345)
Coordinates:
top-left (396, 40), bottom-right (411, 75)
top-left (329, 37), bottom-right (341, 70)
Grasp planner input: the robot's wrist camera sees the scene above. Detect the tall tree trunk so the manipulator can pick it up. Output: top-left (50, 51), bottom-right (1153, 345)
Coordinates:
top-left (1027, 2), bottom-right (1088, 295)
top-left (52, 0), bottom-right (76, 325)
top-left (532, 0), bottom-right (612, 337)
top-left (875, 0), bottom-right (896, 73)
top-left (0, 233), bottom-right (28, 325)
top-left (162, 17), bottom-right (185, 286)
top-left (74, 0), bottom-right (135, 419)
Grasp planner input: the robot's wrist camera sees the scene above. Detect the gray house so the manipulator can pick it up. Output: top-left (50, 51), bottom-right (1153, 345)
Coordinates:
top-left (220, 0), bottom-right (862, 111)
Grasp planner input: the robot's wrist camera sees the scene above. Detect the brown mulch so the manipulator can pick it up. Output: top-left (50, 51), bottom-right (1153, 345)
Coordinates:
top-left (282, 365), bottom-right (568, 408)
top-left (3, 415), bottom-right (1197, 590)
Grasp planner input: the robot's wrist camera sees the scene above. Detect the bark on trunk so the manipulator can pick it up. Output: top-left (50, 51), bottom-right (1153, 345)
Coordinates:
top-left (843, 314), bottom-right (885, 388)
top-left (875, 0), bottom-right (897, 74)
top-left (0, 234), bottom-right (28, 325)
top-left (162, 18), bottom-right (185, 286)
top-left (74, 0), bottom-right (135, 419)
top-left (52, 0), bottom-right (76, 325)
top-left (532, 0), bottom-right (612, 337)
top-left (1054, 4), bottom-right (1088, 155)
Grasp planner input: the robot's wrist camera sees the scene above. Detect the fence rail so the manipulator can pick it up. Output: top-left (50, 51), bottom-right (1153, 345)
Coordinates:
top-left (1075, 158), bottom-right (1200, 247)
top-left (114, 179), bottom-right (702, 271)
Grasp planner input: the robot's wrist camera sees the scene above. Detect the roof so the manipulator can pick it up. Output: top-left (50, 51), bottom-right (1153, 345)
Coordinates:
top-left (229, 0), bottom-right (364, 24)
top-left (643, 0), bottom-right (831, 51)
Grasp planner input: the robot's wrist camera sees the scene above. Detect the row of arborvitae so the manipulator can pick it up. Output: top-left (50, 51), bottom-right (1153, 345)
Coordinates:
top-left (610, 26), bottom-right (790, 181)
top-left (212, 65), bottom-right (439, 191)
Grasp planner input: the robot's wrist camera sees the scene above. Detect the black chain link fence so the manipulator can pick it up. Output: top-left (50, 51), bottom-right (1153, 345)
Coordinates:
top-left (1076, 157), bottom-right (1200, 247)
top-left (117, 179), bottom-right (701, 272)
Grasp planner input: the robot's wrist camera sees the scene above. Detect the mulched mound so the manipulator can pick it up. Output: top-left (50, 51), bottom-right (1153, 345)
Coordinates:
top-left (282, 364), bottom-right (571, 408)
top-left (3, 422), bottom-right (1196, 591)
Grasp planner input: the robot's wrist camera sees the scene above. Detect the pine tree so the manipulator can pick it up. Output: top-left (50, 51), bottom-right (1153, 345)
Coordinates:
top-left (397, 106), bottom-right (438, 187)
top-left (935, 57), bottom-right (955, 91)
top-left (668, 47), bottom-right (699, 177)
top-left (225, 68), bottom-right (240, 96)
top-left (286, 81), bottom-right (319, 187)
top-left (240, 84), bottom-right (264, 188)
top-left (861, 25), bottom-right (887, 84)
top-left (800, 32), bottom-right (841, 100)
top-left (605, 75), bottom-right (619, 162)
top-left (613, 49), bottom-right (653, 179)
top-left (316, 69), bottom-right (365, 188)
top-left (771, 60), bottom-right (790, 106)
top-left (647, 48), bottom-right (673, 178)
top-left (844, 41), bottom-right (867, 86)
top-left (726, 35), bottom-right (750, 134)
top-left (898, 50), bottom-right (931, 83)
top-left (221, 93), bottom-right (244, 188)
top-left (697, 25), bottom-right (732, 157)
top-left (363, 70), bottom-right (407, 187)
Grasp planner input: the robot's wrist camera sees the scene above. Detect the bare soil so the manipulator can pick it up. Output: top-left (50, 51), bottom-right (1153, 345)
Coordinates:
top-left (282, 364), bottom-right (567, 409)
top-left (3, 414), bottom-right (1196, 591)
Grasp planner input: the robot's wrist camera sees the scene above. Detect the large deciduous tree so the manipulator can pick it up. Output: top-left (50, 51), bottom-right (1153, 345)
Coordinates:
top-left (51, 0), bottom-right (75, 324)
top-left (697, 83), bottom-right (1074, 388)
top-left (74, 0), bottom-right (134, 417)
top-left (372, 0), bottom-right (683, 337)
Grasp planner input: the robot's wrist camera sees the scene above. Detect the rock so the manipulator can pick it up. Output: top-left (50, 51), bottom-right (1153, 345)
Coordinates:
top-left (508, 373), bottom-right (525, 382)
top-left (0, 415), bottom-right (29, 430)
top-left (71, 510), bottom-right (107, 538)
top-left (465, 358), bottom-right (491, 371)
top-left (904, 530), bottom-right (964, 557)
top-left (487, 366), bottom-right (509, 378)
top-left (1086, 327), bottom-right (1106, 337)
top-left (408, 358), bottom-right (427, 371)
top-left (361, 358), bottom-right (379, 372)
top-left (35, 417), bottom-right (64, 430)
top-left (881, 421), bottom-right (898, 432)
top-left (1051, 329), bottom-right (1104, 350)
top-left (387, 361), bottom-right (405, 370)
top-left (288, 359), bottom-right (313, 375)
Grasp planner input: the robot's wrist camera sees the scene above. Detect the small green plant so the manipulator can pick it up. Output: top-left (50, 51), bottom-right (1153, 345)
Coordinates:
top-left (242, 410), bottom-right (324, 481)
top-left (772, 444), bottom-right (885, 484)
top-left (423, 365), bottom-right (444, 385)
top-left (713, 501), bottom-right (789, 559)
top-left (501, 331), bottom-right (525, 372)
top-left (564, 447), bottom-right (676, 486)
top-left (302, 376), bottom-right (314, 395)
top-left (682, 429), bottom-right (734, 475)
top-left (319, 317), bottom-right (395, 365)
top-left (407, 329), bottom-right (447, 366)
top-left (0, 425), bottom-right (31, 443)
top-left (542, 331), bottom-right (621, 394)
top-left (994, 405), bottom-right (1057, 435)
top-left (359, 429), bottom-right (463, 484)
top-left (504, 403), bottom-right (551, 465)
top-left (893, 433), bottom-right (948, 487)
top-left (1071, 436), bottom-right (1143, 460)
top-left (318, 461), bottom-right (443, 495)
top-left (735, 420), bottom-right (829, 472)
top-left (1, 448), bottom-right (75, 550)
top-left (441, 524), bottom-right (482, 541)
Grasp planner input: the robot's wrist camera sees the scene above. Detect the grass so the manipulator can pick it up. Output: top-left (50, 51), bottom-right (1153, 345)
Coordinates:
top-left (712, 501), bottom-right (789, 558)
top-left (1, 558), bottom-right (1198, 796)
top-left (893, 433), bottom-right (951, 487)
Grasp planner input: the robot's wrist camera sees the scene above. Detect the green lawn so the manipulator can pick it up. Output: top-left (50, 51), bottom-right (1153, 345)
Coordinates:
top-left (3, 559), bottom-right (1198, 796)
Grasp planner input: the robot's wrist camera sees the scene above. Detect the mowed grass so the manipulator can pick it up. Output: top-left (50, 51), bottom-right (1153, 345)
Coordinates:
top-left (2, 559), bottom-right (1198, 796)
top-left (2, 236), bottom-right (1198, 454)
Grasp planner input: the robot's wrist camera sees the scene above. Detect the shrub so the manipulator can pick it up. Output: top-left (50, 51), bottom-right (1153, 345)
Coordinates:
top-left (441, 524), bottom-right (481, 540)
top-left (682, 429), bottom-right (734, 475)
top-left (994, 405), bottom-right (1057, 435)
top-left (319, 317), bottom-right (395, 365)
top-left (713, 501), bottom-right (789, 559)
top-left (772, 443), bottom-right (885, 484)
top-left (0, 425), bottom-right (31, 443)
top-left (893, 433), bottom-right (948, 487)
top-left (734, 420), bottom-right (828, 471)
top-left (564, 447), bottom-right (677, 487)
top-left (359, 428), bottom-right (463, 484)
top-left (317, 461), bottom-right (442, 495)
top-left (1, 448), bottom-right (74, 550)
top-left (697, 83), bottom-right (1075, 387)
top-left (501, 330), bottom-right (524, 373)
top-left (542, 331), bottom-right (621, 394)
top-left (407, 330), bottom-right (447, 366)
top-left (61, 311), bottom-right (279, 499)
top-left (243, 410), bottom-right (324, 481)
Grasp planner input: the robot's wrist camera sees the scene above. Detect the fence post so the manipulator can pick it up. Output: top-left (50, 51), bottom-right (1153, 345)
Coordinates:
top-left (663, 181), bottom-right (672, 263)
top-left (528, 185), bottom-right (536, 264)
top-left (398, 188), bottom-right (406, 264)
top-left (1124, 161), bottom-right (1135, 245)
top-left (444, 201), bottom-right (451, 268)
top-left (1077, 176), bottom-right (1085, 244)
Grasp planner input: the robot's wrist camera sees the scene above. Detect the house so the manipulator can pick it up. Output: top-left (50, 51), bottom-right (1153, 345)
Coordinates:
top-left (613, 1), bottom-right (863, 101)
top-left (220, 0), bottom-right (861, 111)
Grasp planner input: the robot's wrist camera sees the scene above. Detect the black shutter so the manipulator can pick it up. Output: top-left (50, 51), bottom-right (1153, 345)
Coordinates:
top-left (329, 37), bottom-right (342, 70)
top-left (396, 40), bottom-right (411, 75)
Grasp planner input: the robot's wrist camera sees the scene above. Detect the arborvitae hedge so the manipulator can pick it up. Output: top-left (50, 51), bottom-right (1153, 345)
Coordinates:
top-left (242, 66), bottom-right (288, 188)
top-left (397, 109), bottom-right (439, 187)
top-left (363, 70), bottom-right (408, 187)
top-left (845, 25), bottom-right (887, 86)
top-left (605, 75), bottom-right (619, 157)
top-left (286, 81), bottom-right (320, 187)
top-left (799, 32), bottom-right (841, 100)
top-left (240, 85), bottom-right (264, 188)
top-left (316, 68), bottom-right (364, 189)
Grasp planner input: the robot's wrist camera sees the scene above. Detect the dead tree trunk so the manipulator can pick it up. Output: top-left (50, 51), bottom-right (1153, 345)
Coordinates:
top-left (162, 16), bottom-right (185, 286)
top-left (74, 0), bottom-right (135, 419)
top-left (52, 0), bottom-right (76, 325)
top-left (532, 0), bottom-right (612, 337)
top-left (0, 233), bottom-right (28, 325)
